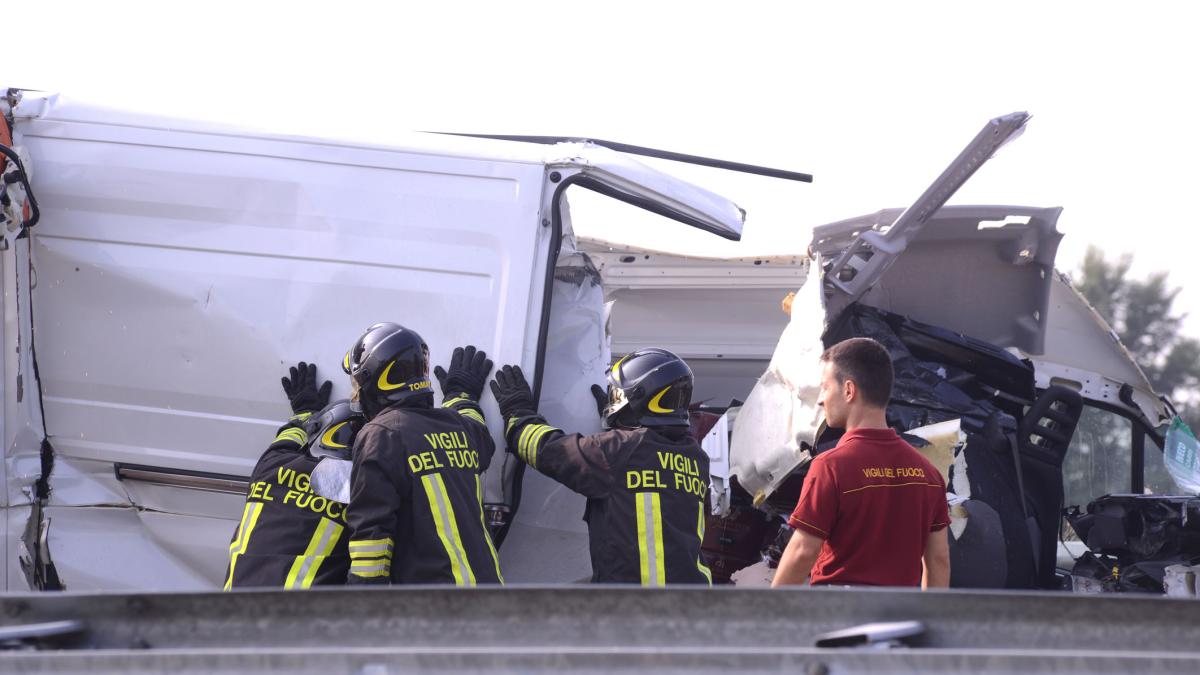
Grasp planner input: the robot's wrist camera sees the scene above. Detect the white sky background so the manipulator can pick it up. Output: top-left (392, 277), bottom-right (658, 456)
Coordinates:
top-left (7, 1), bottom-right (1199, 332)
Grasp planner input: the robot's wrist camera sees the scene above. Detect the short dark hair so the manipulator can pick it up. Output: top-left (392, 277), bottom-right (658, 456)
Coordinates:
top-left (820, 337), bottom-right (893, 408)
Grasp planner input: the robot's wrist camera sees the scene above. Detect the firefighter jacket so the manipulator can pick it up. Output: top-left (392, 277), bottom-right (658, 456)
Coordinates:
top-left (225, 413), bottom-right (350, 589)
top-left (345, 396), bottom-right (503, 585)
top-left (506, 415), bottom-right (712, 585)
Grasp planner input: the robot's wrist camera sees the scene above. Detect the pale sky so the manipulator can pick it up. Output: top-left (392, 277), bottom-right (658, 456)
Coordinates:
top-left (9, 1), bottom-right (1200, 333)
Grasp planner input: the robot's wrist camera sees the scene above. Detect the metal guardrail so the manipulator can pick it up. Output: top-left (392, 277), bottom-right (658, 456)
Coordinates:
top-left (0, 585), bottom-right (1198, 673)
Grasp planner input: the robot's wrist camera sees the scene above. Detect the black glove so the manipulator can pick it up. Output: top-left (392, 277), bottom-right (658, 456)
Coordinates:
top-left (281, 361), bottom-right (333, 415)
top-left (488, 365), bottom-right (537, 420)
top-left (433, 345), bottom-right (493, 401)
top-left (590, 384), bottom-right (608, 419)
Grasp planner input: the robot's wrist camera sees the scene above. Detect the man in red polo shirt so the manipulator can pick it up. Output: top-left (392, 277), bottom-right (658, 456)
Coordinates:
top-left (771, 337), bottom-right (950, 588)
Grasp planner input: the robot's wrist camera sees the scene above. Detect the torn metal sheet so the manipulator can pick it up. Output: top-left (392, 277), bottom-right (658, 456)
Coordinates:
top-left (310, 458), bottom-right (352, 503)
top-left (814, 204), bottom-right (1061, 356)
top-left (728, 265), bottom-right (823, 506)
top-left (819, 112), bottom-right (1030, 325)
top-left (701, 412), bottom-right (731, 516)
top-left (905, 418), bottom-right (965, 485)
top-left (1029, 271), bottom-right (1169, 426)
top-left (41, 506), bottom-right (226, 590)
top-left (496, 255), bottom-right (609, 583)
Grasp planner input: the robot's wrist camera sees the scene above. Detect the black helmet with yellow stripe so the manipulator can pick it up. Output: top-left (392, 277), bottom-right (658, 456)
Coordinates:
top-left (303, 399), bottom-right (363, 460)
top-left (604, 348), bottom-right (693, 429)
top-left (346, 322), bottom-right (433, 419)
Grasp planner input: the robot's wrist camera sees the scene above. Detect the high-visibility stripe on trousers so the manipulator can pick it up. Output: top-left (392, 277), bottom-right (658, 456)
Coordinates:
top-left (635, 492), bottom-right (666, 587)
top-left (475, 475), bottom-right (504, 583)
top-left (225, 502), bottom-right (265, 590)
top-left (696, 501), bottom-right (713, 585)
top-left (284, 518), bottom-right (345, 589)
top-left (422, 473), bottom-right (476, 586)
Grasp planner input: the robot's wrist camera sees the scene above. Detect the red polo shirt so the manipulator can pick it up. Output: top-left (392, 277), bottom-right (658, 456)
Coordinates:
top-left (789, 428), bottom-right (949, 587)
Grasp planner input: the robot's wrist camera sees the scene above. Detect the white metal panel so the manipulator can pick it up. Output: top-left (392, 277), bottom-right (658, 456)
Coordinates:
top-left (15, 117), bottom-right (549, 589)
top-left (24, 119), bottom-right (545, 477)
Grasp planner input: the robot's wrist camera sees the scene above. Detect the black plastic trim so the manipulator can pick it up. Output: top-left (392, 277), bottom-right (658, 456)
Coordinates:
top-left (114, 462), bottom-right (250, 494)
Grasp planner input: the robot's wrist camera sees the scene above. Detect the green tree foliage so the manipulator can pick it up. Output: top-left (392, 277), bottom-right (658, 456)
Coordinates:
top-left (1073, 246), bottom-right (1200, 427)
top-left (1059, 247), bottom-right (1200, 505)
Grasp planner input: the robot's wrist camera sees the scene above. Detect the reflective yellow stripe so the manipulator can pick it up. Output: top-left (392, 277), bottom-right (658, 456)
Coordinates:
top-left (505, 416), bottom-right (519, 435)
top-left (635, 492), bottom-right (666, 587)
top-left (349, 543), bottom-right (393, 558)
top-left (442, 395), bottom-right (470, 409)
top-left (349, 563), bottom-right (390, 578)
top-left (274, 428), bottom-right (307, 445)
top-left (515, 424), bottom-right (559, 468)
top-left (284, 518), bottom-right (344, 590)
top-left (696, 501), bottom-right (712, 585)
top-left (476, 475), bottom-right (504, 583)
top-left (421, 473), bottom-right (475, 586)
top-left (349, 537), bottom-right (393, 550)
top-left (526, 425), bottom-right (557, 468)
top-left (290, 412), bottom-right (313, 423)
top-left (458, 408), bottom-right (485, 425)
top-left (516, 425), bottom-right (536, 463)
top-left (224, 502), bottom-right (264, 590)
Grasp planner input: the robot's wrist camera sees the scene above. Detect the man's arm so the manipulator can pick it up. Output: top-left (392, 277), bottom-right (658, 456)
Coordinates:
top-left (507, 417), bottom-right (614, 498)
top-left (345, 426), bottom-right (403, 584)
top-left (489, 365), bottom-right (614, 498)
top-left (771, 529), bottom-right (825, 587)
top-left (922, 528), bottom-right (950, 589)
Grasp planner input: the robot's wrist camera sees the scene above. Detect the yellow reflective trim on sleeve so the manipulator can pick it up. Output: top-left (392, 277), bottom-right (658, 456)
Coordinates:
top-left (284, 518), bottom-right (344, 590)
top-left (421, 473), bottom-right (476, 586)
top-left (349, 564), bottom-right (390, 578)
top-left (505, 416), bottom-right (519, 435)
top-left (525, 425), bottom-right (558, 468)
top-left (349, 543), bottom-right (393, 558)
top-left (349, 537), bottom-right (394, 550)
top-left (516, 424), bottom-right (536, 463)
top-left (442, 395), bottom-right (470, 409)
top-left (224, 502), bottom-right (265, 591)
top-left (635, 492), bottom-right (666, 587)
top-left (290, 412), bottom-right (314, 423)
top-left (697, 501), bottom-right (712, 585)
top-left (475, 475), bottom-right (504, 583)
top-left (458, 408), bottom-right (485, 425)
top-left (274, 428), bottom-right (308, 445)
top-left (349, 551), bottom-right (392, 561)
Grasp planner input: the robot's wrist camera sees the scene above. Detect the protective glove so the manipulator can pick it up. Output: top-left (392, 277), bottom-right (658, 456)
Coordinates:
top-left (281, 361), bottom-right (333, 415)
top-left (590, 384), bottom-right (608, 419)
top-left (488, 365), bottom-right (537, 420)
top-left (433, 345), bottom-right (493, 401)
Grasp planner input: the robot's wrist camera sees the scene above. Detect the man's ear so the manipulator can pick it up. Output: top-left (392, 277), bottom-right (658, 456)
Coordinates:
top-left (843, 379), bottom-right (857, 403)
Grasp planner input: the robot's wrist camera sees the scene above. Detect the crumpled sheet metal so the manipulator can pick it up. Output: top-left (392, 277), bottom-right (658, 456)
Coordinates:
top-left (310, 458), bottom-right (352, 504)
top-left (904, 418), bottom-right (965, 486)
top-left (728, 266), bottom-right (822, 506)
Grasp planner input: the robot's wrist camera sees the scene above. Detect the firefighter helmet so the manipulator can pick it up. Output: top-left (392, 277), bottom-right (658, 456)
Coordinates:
top-left (603, 348), bottom-right (693, 429)
top-left (302, 399), bottom-right (363, 461)
top-left (346, 322), bottom-right (433, 419)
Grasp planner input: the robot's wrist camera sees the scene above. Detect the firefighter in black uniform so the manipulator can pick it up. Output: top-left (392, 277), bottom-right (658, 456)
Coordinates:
top-left (225, 362), bottom-right (363, 589)
top-left (343, 323), bottom-right (503, 585)
top-left (489, 348), bottom-right (712, 585)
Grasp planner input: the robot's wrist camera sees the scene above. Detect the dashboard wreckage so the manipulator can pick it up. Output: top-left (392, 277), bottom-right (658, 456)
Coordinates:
top-left (1, 89), bottom-right (1197, 598)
